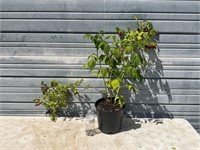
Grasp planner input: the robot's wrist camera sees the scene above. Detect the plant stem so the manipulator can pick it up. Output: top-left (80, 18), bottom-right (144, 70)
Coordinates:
top-left (97, 49), bottom-right (108, 97)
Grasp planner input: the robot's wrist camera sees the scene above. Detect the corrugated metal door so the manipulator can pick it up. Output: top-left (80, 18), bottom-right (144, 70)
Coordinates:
top-left (0, 0), bottom-right (199, 133)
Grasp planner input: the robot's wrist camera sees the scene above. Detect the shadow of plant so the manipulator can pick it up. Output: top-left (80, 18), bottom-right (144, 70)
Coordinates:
top-left (120, 118), bottom-right (164, 133)
top-left (120, 118), bottom-right (142, 132)
top-left (124, 49), bottom-right (173, 119)
top-left (59, 94), bottom-right (94, 117)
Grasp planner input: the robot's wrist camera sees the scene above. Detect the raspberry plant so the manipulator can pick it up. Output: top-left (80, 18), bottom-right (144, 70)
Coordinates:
top-left (33, 79), bottom-right (83, 121)
top-left (83, 17), bottom-right (159, 107)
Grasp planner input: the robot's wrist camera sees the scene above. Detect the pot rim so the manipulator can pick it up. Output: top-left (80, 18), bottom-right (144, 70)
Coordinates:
top-left (95, 97), bottom-right (125, 112)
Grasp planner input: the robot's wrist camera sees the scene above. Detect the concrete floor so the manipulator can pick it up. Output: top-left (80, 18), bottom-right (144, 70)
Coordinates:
top-left (0, 116), bottom-right (199, 150)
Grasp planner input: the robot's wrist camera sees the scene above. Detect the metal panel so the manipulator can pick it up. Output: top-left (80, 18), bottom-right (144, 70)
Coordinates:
top-left (1, 20), bottom-right (199, 33)
top-left (1, 78), bottom-right (200, 89)
top-left (0, 0), bottom-right (199, 133)
top-left (1, 93), bottom-right (200, 105)
top-left (1, 69), bottom-right (200, 79)
top-left (1, 33), bottom-right (199, 44)
top-left (1, 56), bottom-right (200, 66)
top-left (1, 0), bottom-right (199, 13)
top-left (1, 12), bottom-right (200, 21)
top-left (0, 47), bottom-right (200, 58)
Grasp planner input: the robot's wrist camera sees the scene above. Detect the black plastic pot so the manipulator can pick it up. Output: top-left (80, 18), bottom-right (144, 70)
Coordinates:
top-left (95, 97), bottom-right (124, 134)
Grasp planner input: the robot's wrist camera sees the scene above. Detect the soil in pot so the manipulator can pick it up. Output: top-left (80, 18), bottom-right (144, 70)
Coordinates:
top-left (96, 98), bottom-right (122, 112)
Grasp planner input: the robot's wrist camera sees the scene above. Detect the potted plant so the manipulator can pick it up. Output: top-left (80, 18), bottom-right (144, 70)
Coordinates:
top-left (83, 17), bottom-right (159, 134)
top-left (33, 79), bottom-right (83, 121)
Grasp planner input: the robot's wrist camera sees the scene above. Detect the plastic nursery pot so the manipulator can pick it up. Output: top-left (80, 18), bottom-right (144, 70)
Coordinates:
top-left (95, 97), bottom-right (124, 134)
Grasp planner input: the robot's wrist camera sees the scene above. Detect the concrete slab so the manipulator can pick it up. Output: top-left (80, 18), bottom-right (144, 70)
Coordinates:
top-left (0, 116), bottom-right (199, 150)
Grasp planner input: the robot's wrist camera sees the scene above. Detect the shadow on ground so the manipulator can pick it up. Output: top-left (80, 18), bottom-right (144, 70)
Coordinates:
top-left (120, 118), bottom-right (164, 133)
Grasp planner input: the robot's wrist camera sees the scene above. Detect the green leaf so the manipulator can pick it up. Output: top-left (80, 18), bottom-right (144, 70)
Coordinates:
top-left (88, 54), bottom-right (97, 60)
top-left (112, 35), bottom-right (116, 41)
top-left (105, 35), bottom-right (111, 40)
top-left (111, 78), bottom-right (121, 90)
top-left (99, 54), bottom-right (105, 62)
top-left (106, 80), bottom-right (111, 88)
top-left (130, 68), bottom-right (136, 77)
top-left (127, 84), bottom-right (133, 91)
top-left (137, 32), bottom-right (143, 40)
top-left (131, 53), bottom-right (141, 67)
top-left (116, 27), bottom-right (120, 33)
top-left (115, 95), bottom-right (124, 107)
top-left (87, 58), bottom-right (96, 71)
top-left (98, 41), bottom-right (105, 49)
top-left (132, 43), bottom-right (138, 52)
top-left (109, 57), bottom-right (117, 68)
top-left (118, 99), bottom-right (123, 107)
top-left (127, 84), bottom-right (138, 94)
top-left (112, 48), bottom-right (121, 59)
top-left (83, 34), bottom-right (91, 39)
top-left (99, 68), bottom-right (108, 78)
top-left (124, 66), bottom-right (132, 75)
top-left (105, 56), bottom-right (110, 65)
top-left (99, 30), bottom-right (104, 35)
top-left (103, 43), bottom-right (110, 55)
top-left (92, 71), bottom-right (100, 78)
top-left (134, 16), bottom-right (138, 21)
top-left (125, 46), bottom-right (133, 54)
top-left (82, 63), bottom-right (88, 69)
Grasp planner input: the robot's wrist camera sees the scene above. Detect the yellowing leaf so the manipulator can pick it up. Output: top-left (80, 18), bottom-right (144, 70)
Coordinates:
top-left (111, 78), bottom-right (121, 90)
top-left (106, 80), bottom-right (111, 88)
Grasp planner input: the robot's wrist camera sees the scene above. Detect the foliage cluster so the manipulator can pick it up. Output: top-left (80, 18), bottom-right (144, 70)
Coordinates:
top-left (83, 17), bottom-right (159, 107)
top-left (34, 79), bottom-right (83, 121)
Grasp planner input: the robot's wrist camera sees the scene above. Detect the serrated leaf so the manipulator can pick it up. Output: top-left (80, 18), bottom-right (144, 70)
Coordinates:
top-left (88, 59), bottom-right (96, 71)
